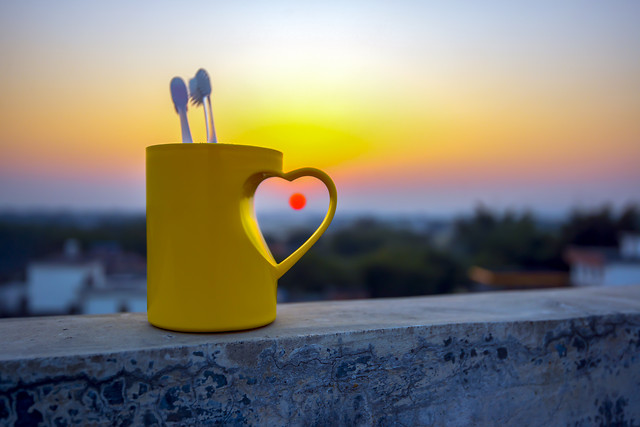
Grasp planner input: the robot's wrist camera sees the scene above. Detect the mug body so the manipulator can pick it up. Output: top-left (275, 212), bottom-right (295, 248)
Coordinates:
top-left (146, 143), bottom-right (282, 332)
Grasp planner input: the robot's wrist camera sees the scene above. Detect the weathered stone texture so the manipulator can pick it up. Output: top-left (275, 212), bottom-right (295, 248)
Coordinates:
top-left (1, 285), bottom-right (639, 426)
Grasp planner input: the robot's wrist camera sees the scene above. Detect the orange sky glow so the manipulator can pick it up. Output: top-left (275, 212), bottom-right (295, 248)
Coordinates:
top-left (0, 1), bottom-right (638, 216)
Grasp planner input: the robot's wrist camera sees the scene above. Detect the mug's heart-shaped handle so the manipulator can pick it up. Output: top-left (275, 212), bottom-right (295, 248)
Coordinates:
top-left (242, 168), bottom-right (337, 279)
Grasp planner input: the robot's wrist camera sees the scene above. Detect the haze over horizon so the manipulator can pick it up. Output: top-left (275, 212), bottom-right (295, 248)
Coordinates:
top-left (1, 1), bottom-right (639, 217)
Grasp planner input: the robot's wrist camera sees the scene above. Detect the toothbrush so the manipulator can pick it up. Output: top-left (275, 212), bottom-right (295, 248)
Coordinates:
top-left (189, 68), bottom-right (217, 143)
top-left (170, 77), bottom-right (193, 143)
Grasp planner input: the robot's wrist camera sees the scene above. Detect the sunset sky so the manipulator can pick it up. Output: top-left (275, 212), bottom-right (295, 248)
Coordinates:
top-left (0, 1), bottom-right (638, 217)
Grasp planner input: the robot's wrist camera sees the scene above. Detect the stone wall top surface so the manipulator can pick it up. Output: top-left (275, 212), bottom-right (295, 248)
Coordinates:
top-left (1, 285), bottom-right (639, 361)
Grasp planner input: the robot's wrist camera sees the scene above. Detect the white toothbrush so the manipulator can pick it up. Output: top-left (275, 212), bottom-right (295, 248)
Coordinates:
top-left (170, 77), bottom-right (193, 143)
top-left (189, 68), bottom-right (217, 143)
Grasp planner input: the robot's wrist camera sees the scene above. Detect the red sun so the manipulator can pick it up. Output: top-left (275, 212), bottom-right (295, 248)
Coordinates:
top-left (289, 193), bottom-right (306, 210)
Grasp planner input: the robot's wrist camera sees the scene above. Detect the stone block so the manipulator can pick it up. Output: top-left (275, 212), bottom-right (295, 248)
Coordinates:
top-left (1, 285), bottom-right (639, 425)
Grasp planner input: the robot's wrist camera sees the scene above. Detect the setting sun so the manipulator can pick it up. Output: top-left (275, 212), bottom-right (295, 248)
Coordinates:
top-left (289, 193), bottom-right (307, 210)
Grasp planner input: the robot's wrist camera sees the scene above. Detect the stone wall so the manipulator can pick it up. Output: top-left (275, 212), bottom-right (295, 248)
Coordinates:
top-left (1, 285), bottom-right (639, 426)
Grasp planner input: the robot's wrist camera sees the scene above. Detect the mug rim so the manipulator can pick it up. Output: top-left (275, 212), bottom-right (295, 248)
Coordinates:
top-left (146, 143), bottom-right (282, 156)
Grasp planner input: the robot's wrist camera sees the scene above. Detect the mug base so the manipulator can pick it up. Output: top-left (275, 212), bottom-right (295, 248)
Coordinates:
top-left (146, 315), bottom-right (276, 333)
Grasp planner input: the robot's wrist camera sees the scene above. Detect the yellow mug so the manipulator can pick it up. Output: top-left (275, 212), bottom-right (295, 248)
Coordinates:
top-left (146, 143), bottom-right (337, 332)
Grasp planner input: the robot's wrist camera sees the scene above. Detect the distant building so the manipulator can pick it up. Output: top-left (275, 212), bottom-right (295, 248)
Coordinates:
top-left (27, 255), bottom-right (105, 315)
top-left (565, 233), bottom-right (640, 287)
top-left (82, 278), bottom-right (147, 314)
top-left (80, 239), bottom-right (147, 314)
top-left (469, 266), bottom-right (569, 291)
top-left (20, 239), bottom-right (147, 316)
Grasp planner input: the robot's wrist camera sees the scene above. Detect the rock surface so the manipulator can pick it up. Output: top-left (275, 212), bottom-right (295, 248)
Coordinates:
top-left (1, 285), bottom-right (639, 425)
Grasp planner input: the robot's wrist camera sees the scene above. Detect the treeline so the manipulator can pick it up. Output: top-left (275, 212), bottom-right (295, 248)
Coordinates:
top-left (271, 204), bottom-right (640, 298)
top-left (0, 205), bottom-right (638, 298)
top-left (0, 215), bottom-right (146, 282)
top-left (271, 219), bottom-right (463, 298)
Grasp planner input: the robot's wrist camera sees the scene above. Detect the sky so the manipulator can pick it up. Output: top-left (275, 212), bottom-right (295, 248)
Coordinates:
top-left (0, 0), bottom-right (639, 217)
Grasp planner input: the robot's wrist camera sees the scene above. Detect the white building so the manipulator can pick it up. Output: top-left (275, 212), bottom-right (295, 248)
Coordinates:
top-left (27, 259), bottom-right (105, 315)
top-left (27, 239), bottom-right (104, 315)
top-left (23, 239), bottom-right (147, 316)
top-left (565, 233), bottom-right (640, 287)
top-left (82, 276), bottom-right (147, 314)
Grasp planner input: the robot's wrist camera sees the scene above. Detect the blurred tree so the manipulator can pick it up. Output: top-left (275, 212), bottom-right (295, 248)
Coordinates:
top-left (275, 218), bottom-right (463, 298)
top-left (362, 247), bottom-right (460, 297)
top-left (617, 205), bottom-right (640, 232)
top-left (279, 251), bottom-right (356, 294)
top-left (452, 206), bottom-right (562, 270)
top-left (560, 204), bottom-right (639, 247)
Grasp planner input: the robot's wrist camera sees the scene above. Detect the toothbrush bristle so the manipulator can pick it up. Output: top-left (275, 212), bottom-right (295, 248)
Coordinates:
top-left (195, 68), bottom-right (212, 96)
top-left (189, 77), bottom-right (204, 106)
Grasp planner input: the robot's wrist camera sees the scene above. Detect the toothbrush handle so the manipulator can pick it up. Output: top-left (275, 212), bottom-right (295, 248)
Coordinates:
top-left (205, 96), bottom-right (217, 143)
top-left (203, 101), bottom-right (211, 143)
top-left (178, 109), bottom-right (193, 143)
